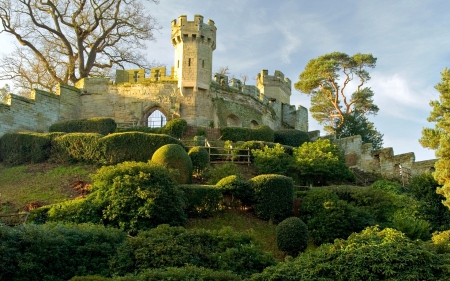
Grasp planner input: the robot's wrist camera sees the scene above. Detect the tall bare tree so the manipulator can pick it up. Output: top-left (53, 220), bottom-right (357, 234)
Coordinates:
top-left (0, 0), bottom-right (160, 92)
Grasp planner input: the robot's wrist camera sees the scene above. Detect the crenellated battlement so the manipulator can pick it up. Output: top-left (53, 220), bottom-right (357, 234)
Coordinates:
top-left (257, 70), bottom-right (292, 94)
top-left (115, 67), bottom-right (177, 84)
top-left (171, 14), bottom-right (216, 50)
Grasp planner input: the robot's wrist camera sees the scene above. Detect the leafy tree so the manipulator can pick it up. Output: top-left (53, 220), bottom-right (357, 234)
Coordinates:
top-left (334, 110), bottom-right (384, 149)
top-left (0, 0), bottom-right (160, 92)
top-left (419, 68), bottom-right (450, 209)
top-left (290, 138), bottom-right (354, 185)
top-left (295, 52), bottom-right (379, 134)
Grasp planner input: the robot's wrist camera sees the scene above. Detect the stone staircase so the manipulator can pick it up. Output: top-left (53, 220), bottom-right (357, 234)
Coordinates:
top-left (350, 167), bottom-right (380, 186)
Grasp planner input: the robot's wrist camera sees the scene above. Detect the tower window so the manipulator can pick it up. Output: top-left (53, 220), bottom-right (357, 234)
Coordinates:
top-left (188, 58), bottom-right (191, 66)
top-left (178, 60), bottom-right (179, 68)
top-left (202, 60), bottom-right (205, 68)
top-left (192, 34), bottom-right (196, 40)
top-left (133, 71), bottom-right (139, 82)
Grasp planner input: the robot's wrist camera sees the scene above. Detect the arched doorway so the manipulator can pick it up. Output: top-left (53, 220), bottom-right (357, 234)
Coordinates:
top-left (147, 109), bottom-right (167, 128)
top-left (227, 114), bottom-right (242, 127)
top-left (250, 120), bottom-right (259, 128)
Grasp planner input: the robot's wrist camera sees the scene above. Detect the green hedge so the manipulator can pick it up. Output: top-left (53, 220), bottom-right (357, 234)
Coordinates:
top-left (179, 185), bottom-right (222, 217)
top-left (0, 223), bottom-right (126, 281)
top-left (0, 132), bottom-right (62, 165)
top-left (118, 266), bottom-right (240, 281)
top-left (162, 118), bottom-right (188, 138)
top-left (51, 133), bottom-right (103, 163)
top-left (220, 125), bottom-right (274, 142)
top-left (215, 175), bottom-right (254, 208)
top-left (109, 224), bottom-right (275, 278)
top-left (235, 141), bottom-right (294, 157)
top-left (250, 174), bottom-right (294, 223)
top-left (49, 117), bottom-right (117, 135)
top-left (98, 132), bottom-right (184, 165)
top-left (274, 129), bottom-right (310, 147)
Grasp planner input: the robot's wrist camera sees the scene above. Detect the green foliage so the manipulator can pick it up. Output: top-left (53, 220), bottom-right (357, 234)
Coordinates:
top-left (274, 129), bottom-right (310, 147)
top-left (299, 188), bottom-right (375, 245)
top-left (220, 125), bottom-right (274, 142)
top-left (151, 144), bottom-right (193, 184)
top-left (0, 223), bottom-right (126, 281)
top-left (69, 276), bottom-right (111, 281)
top-left (206, 163), bottom-right (241, 185)
top-left (196, 128), bottom-right (207, 136)
top-left (178, 185), bottom-right (222, 218)
top-left (116, 126), bottom-right (162, 134)
top-left (276, 217), bottom-right (308, 257)
top-left (252, 143), bottom-right (292, 175)
top-left (98, 132), bottom-right (183, 165)
top-left (291, 139), bottom-right (354, 185)
top-left (51, 133), bottom-right (102, 163)
top-left (110, 225), bottom-right (275, 278)
top-left (117, 266), bottom-right (241, 281)
top-left (162, 118), bottom-right (187, 138)
top-left (193, 135), bottom-right (206, 146)
top-left (188, 146), bottom-right (210, 171)
top-left (431, 230), bottom-right (450, 254)
top-left (391, 212), bottom-right (431, 240)
top-left (409, 173), bottom-right (450, 231)
top-left (370, 179), bottom-right (404, 194)
top-left (216, 175), bottom-right (254, 207)
top-left (251, 226), bottom-right (450, 281)
top-left (420, 68), bottom-right (450, 209)
top-left (295, 52), bottom-right (379, 134)
top-left (0, 132), bottom-right (59, 165)
top-left (334, 110), bottom-right (384, 149)
top-left (250, 174), bottom-right (294, 223)
top-left (49, 117), bottom-right (117, 135)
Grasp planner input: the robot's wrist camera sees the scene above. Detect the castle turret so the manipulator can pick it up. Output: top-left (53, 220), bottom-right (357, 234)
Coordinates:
top-left (171, 14), bottom-right (216, 92)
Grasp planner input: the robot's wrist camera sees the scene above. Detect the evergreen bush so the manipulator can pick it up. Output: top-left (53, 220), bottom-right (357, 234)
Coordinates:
top-left (98, 132), bottom-right (183, 165)
top-left (51, 133), bottom-right (102, 163)
top-left (274, 129), bottom-right (310, 147)
top-left (276, 217), bottom-right (308, 257)
top-left (216, 175), bottom-right (254, 207)
top-left (151, 144), bottom-right (193, 184)
top-left (49, 117), bottom-right (117, 135)
top-left (220, 125), bottom-right (274, 142)
top-left (252, 143), bottom-right (292, 174)
top-left (188, 146), bottom-right (210, 171)
top-left (250, 174), bottom-right (294, 223)
top-left (178, 184), bottom-right (222, 217)
top-left (162, 118), bottom-right (187, 138)
top-left (0, 132), bottom-right (58, 165)
top-left (0, 223), bottom-right (126, 281)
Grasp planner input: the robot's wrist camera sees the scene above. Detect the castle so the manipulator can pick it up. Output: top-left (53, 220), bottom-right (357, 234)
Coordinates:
top-left (0, 14), bottom-right (437, 182)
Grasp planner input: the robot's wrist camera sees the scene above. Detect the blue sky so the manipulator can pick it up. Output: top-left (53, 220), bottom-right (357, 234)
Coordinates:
top-left (1, 0), bottom-right (449, 161)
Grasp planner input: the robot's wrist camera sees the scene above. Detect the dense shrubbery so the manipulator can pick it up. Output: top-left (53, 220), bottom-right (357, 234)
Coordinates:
top-left (250, 174), bottom-right (294, 223)
top-left (221, 125), bottom-right (274, 142)
top-left (36, 162), bottom-right (186, 233)
top-left (274, 129), bottom-right (310, 147)
top-left (252, 143), bottom-right (292, 174)
top-left (251, 226), bottom-right (450, 281)
top-left (276, 217), bottom-right (308, 257)
top-left (49, 117), bottom-right (117, 135)
top-left (206, 163), bottom-right (242, 185)
top-left (216, 175), bottom-right (254, 208)
top-left (291, 139), bottom-right (354, 185)
top-left (162, 118), bottom-right (188, 138)
top-left (151, 144), bottom-right (193, 184)
top-left (0, 223), bottom-right (126, 281)
top-left (99, 132), bottom-right (183, 165)
top-left (51, 133), bottom-right (102, 163)
top-left (178, 184), bottom-right (222, 217)
top-left (409, 173), bottom-right (450, 231)
top-left (110, 224), bottom-right (275, 279)
top-left (188, 146), bottom-right (210, 172)
top-left (299, 187), bottom-right (375, 245)
top-left (0, 132), bottom-right (61, 164)
top-left (117, 266), bottom-right (240, 281)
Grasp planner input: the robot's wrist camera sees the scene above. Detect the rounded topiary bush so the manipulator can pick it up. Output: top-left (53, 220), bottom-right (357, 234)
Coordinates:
top-left (249, 174), bottom-right (294, 223)
top-left (162, 118), bottom-right (188, 138)
top-left (151, 144), bottom-right (193, 184)
top-left (216, 175), bottom-right (254, 207)
top-left (276, 217), bottom-right (308, 257)
top-left (188, 146), bottom-right (210, 171)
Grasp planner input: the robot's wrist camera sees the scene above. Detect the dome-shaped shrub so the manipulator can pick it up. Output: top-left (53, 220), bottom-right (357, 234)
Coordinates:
top-left (188, 146), bottom-right (210, 171)
top-left (276, 217), bottom-right (308, 257)
top-left (249, 174), bottom-right (294, 223)
top-left (216, 175), bottom-right (254, 207)
top-left (162, 118), bottom-right (188, 138)
top-left (151, 144), bottom-right (193, 184)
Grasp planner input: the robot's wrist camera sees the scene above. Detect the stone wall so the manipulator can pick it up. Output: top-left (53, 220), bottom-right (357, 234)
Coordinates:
top-left (335, 135), bottom-right (437, 180)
